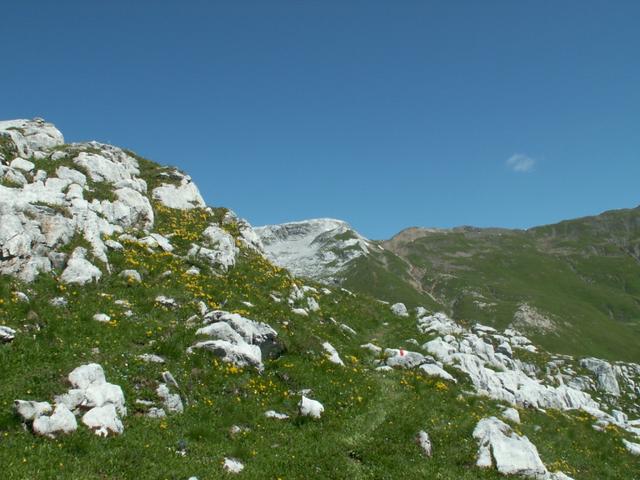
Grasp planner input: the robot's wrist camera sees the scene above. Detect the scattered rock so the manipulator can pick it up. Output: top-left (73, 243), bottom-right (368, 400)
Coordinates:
top-left (473, 417), bottom-right (546, 477)
top-left (93, 313), bottom-right (111, 323)
top-left (155, 295), bottom-right (178, 308)
top-left (157, 383), bottom-right (184, 414)
top-left (137, 353), bottom-right (165, 364)
top-left (384, 348), bottom-right (428, 369)
top-left (361, 343), bottom-right (382, 355)
top-left (307, 297), bottom-right (320, 312)
top-left (502, 407), bottom-right (521, 424)
top-left (322, 342), bottom-right (344, 366)
top-left (50, 296), bottom-right (68, 307)
top-left (185, 266), bottom-right (200, 276)
top-left (415, 430), bottom-right (432, 457)
top-left (14, 291), bottom-right (29, 302)
top-left (264, 410), bottom-right (289, 420)
top-left (298, 395), bottom-right (324, 419)
top-left (146, 407), bottom-right (166, 419)
top-left (222, 457), bottom-right (245, 474)
top-left (339, 323), bottom-right (357, 335)
top-left (0, 325), bottom-right (17, 343)
top-left (390, 303), bottom-right (409, 317)
top-left (119, 269), bottom-right (142, 283)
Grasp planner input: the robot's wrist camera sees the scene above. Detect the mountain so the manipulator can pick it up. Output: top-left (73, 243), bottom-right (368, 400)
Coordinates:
top-left (261, 209), bottom-right (640, 363)
top-left (255, 218), bottom-right (371, 282)
top-left (1, 119), bottom-right (639, 479)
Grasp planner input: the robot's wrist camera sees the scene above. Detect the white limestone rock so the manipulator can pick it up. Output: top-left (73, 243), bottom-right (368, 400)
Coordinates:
top-left (197, 322), bottom-right (246, 345)
top-left (502, 407), bottom-right (521, 424)
top-left (10, 157), bottom-right (35, 172)
top-left (189, 340), bottom-right (263, 371)
top-left (0, 118), bottom-right (64, 156)
top-left (204, 310), bottom-right (279, 351)
top-left (74, 150), bottom-right (140, 186)
top-left (418, 363), bottom-right (457, 383)
top-left (1, 325), bottom-right (17, 343)
top-left (623, 439), bottom-right (640, 456)
top-left (417, 312), bottom-right (464, 336)
top-left (473, 417), bottom-right (547, 477)
top-left (82, 404), bottom-right (124, 437)
top-left (14, 400), bottom-right (52, 422)
top-left (156, 383), bottom-right (184, 414)
top-left (361, 343), bottom-right (382, 355)
top-left (60, 247), bottom-right (102, 285)
top-left (191, 310), bottom-right (281, 371)
top-left (50, 296), bottom-right (68, 307)
top-left (152, 177), bottom-right (205, 210)
top-left (307, 296), bottom-right (321, 312)
top-left (265, 410), bottom-right (290, 420)
top-left (137, 353), bottom-right (165, 364)
top-left (68, 363), bottom-right (106, 390)
top-left (54, 390), bottom-right (85, 412)
top-left (322, 342), bottom-right (344, 366)
top-left (222, 457), bottom-right (245, 474)
top-left (83, 382), bottom-right (127, 416)
top-left (384, 348), bottom-right (428, 369)
top-left (155, 295), bottom-right (178, 308)
top-left (189, 224), bottom-right (238, 271)
top-left (93, 313), bottom-right (111, 323)
top-left (416, 430), bottom-right (432, 457)
top-left (119, 269), bottom-right (142, 283)
top-left (580, 357), bottom-right (620, 397)
top-left (33, 404), bottom-right (77, 438)
top-left (292, 308), bottom-right (309, 316)
top-left (390, 302), bottom-right (409, 317)
top-left (298, 395), bottom-right (324, 419)
top-left (56, 166), bottom-right (86, 186)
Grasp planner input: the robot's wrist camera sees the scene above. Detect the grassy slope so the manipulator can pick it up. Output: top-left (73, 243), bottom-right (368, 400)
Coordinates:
top-left (341, 208), bottom-right (640, 363)
top-left (0, 202), bottom-right (639, 479)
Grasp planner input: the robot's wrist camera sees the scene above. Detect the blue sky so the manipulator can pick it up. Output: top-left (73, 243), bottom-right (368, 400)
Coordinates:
top-left (3, 1), bottom-right (639, 239)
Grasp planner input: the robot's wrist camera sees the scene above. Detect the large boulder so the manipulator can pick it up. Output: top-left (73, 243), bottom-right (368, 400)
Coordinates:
top-left (473, 417), bottom-right (546, 477)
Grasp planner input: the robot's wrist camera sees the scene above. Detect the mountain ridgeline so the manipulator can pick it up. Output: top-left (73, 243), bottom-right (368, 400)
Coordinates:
top-left (258, 210), bottom-right (640, 363)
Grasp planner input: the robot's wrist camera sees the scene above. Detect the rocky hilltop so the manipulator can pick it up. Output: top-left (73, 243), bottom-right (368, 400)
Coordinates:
top-left (0, 119), bottom-right (639, 479)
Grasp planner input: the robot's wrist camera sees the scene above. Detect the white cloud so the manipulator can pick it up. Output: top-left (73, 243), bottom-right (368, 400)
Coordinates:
top-left (506, 153), bottom-right (536, 173)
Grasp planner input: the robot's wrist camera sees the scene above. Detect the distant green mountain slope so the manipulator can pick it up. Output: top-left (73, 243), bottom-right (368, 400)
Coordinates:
top-left (365, 207), bottom-right (640, 362)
